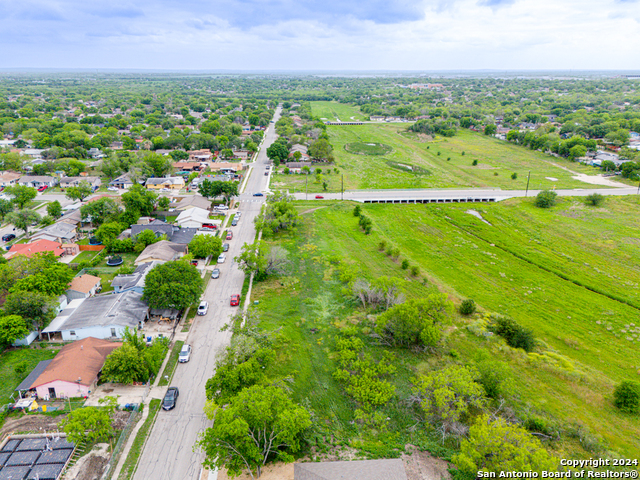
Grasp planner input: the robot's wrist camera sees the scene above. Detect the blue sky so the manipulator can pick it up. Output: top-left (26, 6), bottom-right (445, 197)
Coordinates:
top-left (1, 0), bottom-right (639, 70)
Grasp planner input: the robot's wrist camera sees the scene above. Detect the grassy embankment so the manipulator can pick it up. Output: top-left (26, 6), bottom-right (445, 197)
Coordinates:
top-left (310, 101), bottom-right (367, 122)
top-left (271, 114), bottom-right (609, 193)
top-left (249, 196), bottom-right (640, 461)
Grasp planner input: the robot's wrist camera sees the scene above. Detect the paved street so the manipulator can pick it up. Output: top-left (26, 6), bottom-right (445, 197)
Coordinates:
top-left (132, 107), bottom-right (282, 480)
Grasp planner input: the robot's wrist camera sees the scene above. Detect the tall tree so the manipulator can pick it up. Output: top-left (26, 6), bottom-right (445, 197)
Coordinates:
top-left (189, 234), bottom-right (222, 259)
top-left (6, 209), bottom-right (41, 237)
top-left (46, 200), bottom-right (63, 219)
top-left (65, 180), bottom-right (93, 201)
top-left (80, 197), bottom-right (121, 225)
top-left (60, 407), bottom-right (115, 445)
top-left (11, 263), bottom-right (74, 296)
top-left (5, 185), bottom-right (37, 209)
top-left (0, 198), bottom-right (13, 222)
top-left (0, 315), bottom-right (30, 346)
top-left (3, 290), bottom-right (56, 331)
top-left (142, 261), bottom-right (203, 311)
top-left (197, 385), bottom-right (311, 480)
top-left (121, 184), bottom-right (158, 217)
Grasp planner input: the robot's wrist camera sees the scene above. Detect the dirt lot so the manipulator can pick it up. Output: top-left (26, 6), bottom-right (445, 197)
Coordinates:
top-left (0, 413), bottom-right (62, 437)
top-left (62, 443), bottom-right (110, 480)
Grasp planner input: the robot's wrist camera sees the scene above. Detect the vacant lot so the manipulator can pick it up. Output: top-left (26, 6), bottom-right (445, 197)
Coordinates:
top-left (273, 123), bottom-right (610, 193)
top-left (250, 196), bottom-right (640, 461)
top-left (310, 101), bottom-right (366, 122)
top-left (0, 347), bottom-right (60, 405)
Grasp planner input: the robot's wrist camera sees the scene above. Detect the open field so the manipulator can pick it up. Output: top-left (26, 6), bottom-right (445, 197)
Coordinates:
top-left (271, 124), bottom-right (614, 193)
top-left (310, 101), bottom-right (366, 122)
top-left (250, 196), bottom-right (640, 461)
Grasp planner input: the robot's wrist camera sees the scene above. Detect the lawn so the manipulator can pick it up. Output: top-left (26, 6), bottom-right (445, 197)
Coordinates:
top-left (272, 124), bottom-right (613, 192)
top-left (0, 347), bottom-right (60, 406)
top-left (248, 196), bottom-right (640, 461)
top-left (310, 101), bottom-right (367, 122)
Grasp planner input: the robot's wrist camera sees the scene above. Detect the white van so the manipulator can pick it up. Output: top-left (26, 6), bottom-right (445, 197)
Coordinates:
top-left (217, 253), bottom-right (226, 264)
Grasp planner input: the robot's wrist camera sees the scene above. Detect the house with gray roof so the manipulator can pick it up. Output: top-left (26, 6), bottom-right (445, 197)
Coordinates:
top-left (41, 291), bottom-right (149, 341)
top-left (111, 261), bottom-right (162, 294)
top-left (109, 173), bottom-right (134, 190)
top-left (134, 240), bottom-right (187, 265)
top-left (131, 220), bottom-right (197, 245)
top-left (17, 175), bottom-right (58, 188)
top-left (59, 176), bottom-right (101, 189)
top-left (174, 195), bottom-right (212, 211)
top-left (294, 459), bottom-right (407, 480)
top-left (31, 222), bottom-right (77, 243)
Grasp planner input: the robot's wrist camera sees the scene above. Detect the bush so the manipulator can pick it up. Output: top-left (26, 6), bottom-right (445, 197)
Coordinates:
top-left (461, 151), bottom-right (465, 156)
top-left (585, 193), bottom-right (605, 207)
top-left (410, 265), bottom-right (420, 276)
top-left (613, 380), bottom-right (640, 414)
top-left (391, 247), bottom-right (400, 260)
top-left (490, 316), bottom-right (536, 352)
top-left (378, 240), bottom-right (387, 251)
top-left (401, 259), bottom-right (409, 270)
top-left (511, 172), bottom-right (518, 180)
top-left (535, 190), bottom-right (557, 208)
top-left (385, 247), bottom-right (393, 257)
top-left (353, 205), bottom-right (361, 217)
top-left (459, 299), bottom-right (476, 315)
top-left (472, 159), bottom-right (478, 166)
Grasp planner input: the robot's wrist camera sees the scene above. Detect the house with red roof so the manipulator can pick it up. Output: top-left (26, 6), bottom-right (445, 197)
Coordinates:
top-left (6, 239), bottom-right (65, 259)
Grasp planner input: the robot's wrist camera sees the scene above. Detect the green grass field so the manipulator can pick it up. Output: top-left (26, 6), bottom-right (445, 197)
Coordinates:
top-left (0, 347), bottom-right (60, 405)
top-left (310, 101), bottom-right (366, 122)
top-left (249, 196), bottom-right (640, 460)
top-left (272, 124), bottom-right (613, 193)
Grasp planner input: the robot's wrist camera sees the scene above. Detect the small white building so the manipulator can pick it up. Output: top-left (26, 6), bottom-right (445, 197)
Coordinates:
top-left (176, 207), bottom-right (211, 229)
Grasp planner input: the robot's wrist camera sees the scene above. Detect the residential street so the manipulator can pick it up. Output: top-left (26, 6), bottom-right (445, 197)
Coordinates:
top-left (132, 107), bottom-right (282, 480)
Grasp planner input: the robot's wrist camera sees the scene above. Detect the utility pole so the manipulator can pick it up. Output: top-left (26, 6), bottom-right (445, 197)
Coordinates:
top-left (305, 174), bottom-right (308, 200)
top-left (637, 180), bottom-right (640, 195)
top-left (341, 174), bottom-right (344, 201)
top-left (525, 171), bottom-right (531, 197)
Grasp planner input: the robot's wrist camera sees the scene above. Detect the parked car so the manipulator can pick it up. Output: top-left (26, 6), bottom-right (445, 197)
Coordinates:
top-left (215, 205), bottom-right (229, 211)
top-left (197, 301), bottom-right (209, 316)
top-left (217, 253), bottom-right (226, 263)
top-left (222, 243), bottom-right (229, 252)
top-left (264, 171), bottom-right (269, 176)
top-left (2, 234), bottom-right (16, 242)
top-left (162, 387), bottom-right (179, 410)
top-left (315, 195), bottom-right (324, 199)
top-left (190, 259), bottom-right (198, 266)
top-left (230, 294), bottom-right (240, 306)
top-left (231, 219), bottom-right (238, 226)
top-left (107, 186), bottom-right (119, 192)
top-left (202, 223), bottom-right (217, 230)
top-left (235, 211), bottom-right (241, 218)
top-left (37, 185), bottom-right (47, 192)
top-left (252, 192), bottom-right (264, 197)
top-left (226, 231), bottom-right (233, 240)
top-left (178, 344), bottom-right (192, 363)
top-left (211, 268), bottom-right (220, 279)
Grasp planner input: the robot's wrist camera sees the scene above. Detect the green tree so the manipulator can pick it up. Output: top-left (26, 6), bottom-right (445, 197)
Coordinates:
top-left (453, 416), bottom-right (557, 474)
top-left (189, 234), bottom-right (223, 259)
top-left (459, 299), bottom-right (476, 315)
top-left (235, 241), bottom-right (290, 281)
top-left (6, 209), bottom-right (41, 237)
top-left (613, 380), bottom-right (640, 414)
top-left (142, 261), bottom-right (203, 311)
top-left (11, 263), bottom-right (74, 297)
top-left (101, 343), bottom-right (150, 383)
top-left (483, 124), bottom-right (497, 135)
top-left (121, 184), bottom-right (158, 217)
top-left (3, 290), bottom-right (56, 331)
top-left (308, 138), bottom-right (333, 160)
top-left (80, 197), bottom-right (121, 226)
top-left (585, 193), bottom-right (605, 207)
top-left (144, 152), bottom-right (174, 177)
top-left (0, 315), bottom-right (30, 347)
top-left (601, 160), bottom-right (617, 172)
top-left (95, 221), bottom-right (124, 243)
top-left (534, 190), bottom-right (557, 208)
top-left (157, 196), bottom-right (171, 210)
top-left (568, 144), bottom-right (587, 160)
top-left (412, 365), bottom-right (485, 439)
top-left (60, 407), bottom-right (115, 445)
top-left (197, 385), bottom-right (311, 480)
top-left (46, 200), bottom-right (63, 219)
top-left (135, 229), bottom-right (161, 250)
top-left (0, 199), bottom-right (14, 222)
top-left (254, 194), bottom-right (299, 234)
top-left (266, 142), bottom-right (289, 163)
top-left (65, 181), bottom-right (93, 201)
top-left (5, 185), bottom-right (37, 209)
top-left (375, 295), bottom-right (454, 347)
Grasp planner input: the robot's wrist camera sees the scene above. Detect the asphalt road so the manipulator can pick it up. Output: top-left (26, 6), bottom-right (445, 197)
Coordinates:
top-left (132, 107), bottom-right (282, 480)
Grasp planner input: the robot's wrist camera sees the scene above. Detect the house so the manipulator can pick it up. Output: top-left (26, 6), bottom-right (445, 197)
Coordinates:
top-left (176, 207), bottom-right (211, 229)
top-left (42, 291), bottom-right (149, 341)
top-left (172, 162), bottom-right (201, 172)
top-left (294, 459), bottom-right (407, 480)
top-left (31, 222), bottom-right (77, 243)
top-left (27, 338), bottom-right (122, 400)
top-left (173, 195), bottom-right (212, 212)
top-left (285, 162), bottom-right (313, 173)
top-left (111, 261), bottom-right (162, 294)
top-left (134, 240), bottom-right (187, 265)
top-left (232, 150), bottom-right (250, 161)
top-left (145, 177), bottom-right (185, 191)
top-left (59, 208), bottom-right (83, 227)
top-left (6, 239), bottom-right (65, 259)
top-left (149, 307), bottom-right (180, 322)
top-left (208, 162), bottom-right (243, 174)
top-left (17, 175), bottom-right (58, 188)
top-left (131, 220), bottom-right (198, 244)
top-left (108, 173), bottom-right (134, 190)
top-left (0, 171), bottom-right (21, 188)
top-left (59, 176), bottom-right (101, 189)
top-left (66, 274), bottom-right (102, 301)
top-left (188, 149), bottom-right (214, 162)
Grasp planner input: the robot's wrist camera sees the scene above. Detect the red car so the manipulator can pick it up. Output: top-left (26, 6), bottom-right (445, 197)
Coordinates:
top-left (315, 195), bottom-right (324, 199)
top-left (230, 294), bottom-right (240, 306)
top-left (37, 185), bottom-right (48, 192)
top-left (226, 231), bottom-right (233, 240)
top-left (190, 260), bottom-right (198, 266)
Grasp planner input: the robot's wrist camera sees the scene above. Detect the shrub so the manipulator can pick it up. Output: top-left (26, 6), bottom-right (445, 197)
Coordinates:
top-left (459, 299), bottom-right (476, 315)
top-left (490, 316), bottom-right (536, 352)
top-left (385, 247), bottom-right (393, 256)
top-left (472, 159), bottom-right (478, 166)
top-left (511, 172), bottom-right (518, 180)
top-left (410, 265), bottom-right (420, 276)
top-left (461, 151), bottom-right (465, 156)
top-left (437, 151), bottom-right (441, 156)
top-left (378, 240), bottom-right (387, 251)
top-left (401, 259), bottom-right (409, 270)
top-left (535, 190), bottom-right (558, 208)
top-left (353, 205), bottom-right (361, 217)
top-left (613, 380), bottom-right (640, 414)
top-left (447, 157), bottom-right (451, 161)
top-left (364, 225), bottom-right (372, 235)
top-left (585, 193), bottom-right (605, 207)
top-left (391, 247), bottom-right (400, 260)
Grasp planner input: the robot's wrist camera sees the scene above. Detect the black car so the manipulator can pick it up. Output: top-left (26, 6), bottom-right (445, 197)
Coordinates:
top-left (2, 234), bottom-right (15, 242)
top-left (162, 387), bottom-right (179, 410)
top-left (223, 243), bottom-right (230, 252)
top-left (253, 192), bottom-right (264, 197)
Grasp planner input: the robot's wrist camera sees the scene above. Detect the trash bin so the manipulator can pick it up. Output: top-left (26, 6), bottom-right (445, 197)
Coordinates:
top-left (42, 405), bottom-right (47, 413)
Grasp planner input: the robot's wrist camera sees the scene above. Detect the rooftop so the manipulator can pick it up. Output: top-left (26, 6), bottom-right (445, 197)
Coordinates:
top-left (8, 239), bottom-right (64, 258)
top-left (67, 274), bottom-right (101, 294)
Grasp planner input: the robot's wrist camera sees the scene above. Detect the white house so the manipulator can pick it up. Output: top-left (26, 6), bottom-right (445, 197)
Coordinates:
top-left (17, 175), bottom-right (58, 188)
top-left (176, 207), bottom-right (211, 229)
